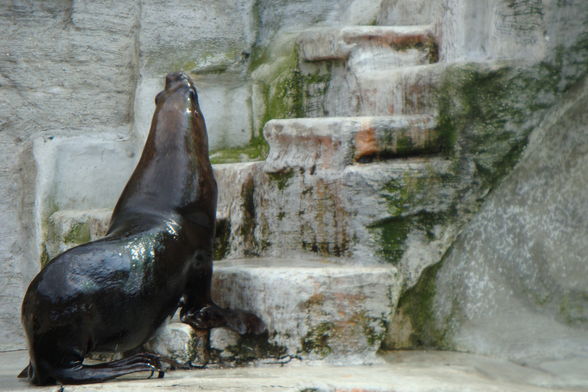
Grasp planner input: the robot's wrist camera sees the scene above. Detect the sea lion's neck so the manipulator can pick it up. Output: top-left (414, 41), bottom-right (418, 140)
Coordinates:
top-left (108, 99), bottom-right (216, 234)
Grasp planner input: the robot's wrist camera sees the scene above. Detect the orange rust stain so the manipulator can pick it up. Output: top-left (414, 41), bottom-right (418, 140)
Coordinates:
top-left (354, 123), bottom-right (378, 161)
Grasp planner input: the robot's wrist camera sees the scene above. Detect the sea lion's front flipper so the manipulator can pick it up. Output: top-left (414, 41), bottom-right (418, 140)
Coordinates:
top-left (180, 304), bottom-right (266, 335)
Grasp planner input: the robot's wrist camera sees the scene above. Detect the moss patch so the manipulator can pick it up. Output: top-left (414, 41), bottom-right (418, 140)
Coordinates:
top-left (210, 40), bottom-right (331, 164)
top-left (436, 38), bottom-right (588, 191)
top-left (256, 42), bottom-right (332, 124)
top-left (39, 245), bottom-right (50, 267)
top-left (211, 332), bottom-right (288, 365)
top-left (392, 35), bottom-right (588, 349)
top-left (213, 218), bottom-right (231, 260)
top-left (389, 261), bottom-right (452, 349)
top-left (267, 169), bottom-right (295, 191)
top-left (238, 175), bottom-right (259, 256)
top-left (369, 212), bottom-right (450, 265)
top-left (210, 136), bottom-right (269, 164)
top-left (63, 222), bottom-right (91, 245)
top-left (300, 322), bottom-right (334, 358)
top-left (353, 311), bottom-right (387, 347)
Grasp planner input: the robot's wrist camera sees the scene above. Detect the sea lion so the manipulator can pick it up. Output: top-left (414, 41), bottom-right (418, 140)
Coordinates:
top-left (20, 72), bottom-right (265, 386)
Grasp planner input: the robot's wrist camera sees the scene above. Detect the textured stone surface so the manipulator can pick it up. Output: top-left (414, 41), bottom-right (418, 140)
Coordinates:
top-left (295, 26), bottom-right (442, 118)
top-left (0, 0), bottom-right (140, 350)
top-left (211, 258), bottom-right (402, 364)
top-left (2, 349), bottom-right (586, 391)
top-left (264, 115), bottom-right (439, 170)
top-left (401, 74), bottom-right (588, 364)
top-left (144, 323), bottom-right (207, 366)
top-left (31, 133), bottom-right (137, 269)
top-left (255, 0), bottom-right (381, 45)
top-left (135, 0), bottom-right (257, 151)
top-left (298, 25), bottom-right (436, 64)
top-left (46, 209), bottom-right (111, 260)
top-left (347, 64), bottom-right (446, 116)
top-left (212, 156), bottom-right (459, 271)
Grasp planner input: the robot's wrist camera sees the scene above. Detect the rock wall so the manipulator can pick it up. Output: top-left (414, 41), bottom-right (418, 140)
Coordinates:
top-left (0, 0), bottom-right (142, 350)
top-left (386, 0), bottom-right (588, 365)
top-left (399, 73), bottom-right (588, 365)
top-left (438, 75), bottom-right (588, 363)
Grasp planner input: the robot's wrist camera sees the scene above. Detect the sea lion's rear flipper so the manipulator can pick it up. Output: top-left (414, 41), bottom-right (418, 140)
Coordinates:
top-left (181, 304), bottom-right (266, 335)
top-left (30, 353), bottom-right (164, 385)
top-left (17, 363), bottom-right (31, 378)
top-left (56, 353), bottom-right (165, 385)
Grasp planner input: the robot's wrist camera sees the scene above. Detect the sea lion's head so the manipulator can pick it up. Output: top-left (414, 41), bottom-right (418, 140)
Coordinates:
top-left (154, 71), bottom-right (201, 117)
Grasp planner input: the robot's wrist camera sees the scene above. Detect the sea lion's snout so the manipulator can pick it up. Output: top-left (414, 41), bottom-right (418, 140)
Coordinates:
top-left (161, 71), bottom-right (199, 107)
top-left (165, 72), bottom-right (193, 90)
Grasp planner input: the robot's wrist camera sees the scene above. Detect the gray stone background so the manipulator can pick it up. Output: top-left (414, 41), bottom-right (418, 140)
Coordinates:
top-left (0, 0), bottom-right (587, 370)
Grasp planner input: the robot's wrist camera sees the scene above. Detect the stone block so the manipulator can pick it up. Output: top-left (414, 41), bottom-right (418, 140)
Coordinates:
top-left (263, 115), bottom-right (439, 171)
top-left (298, 25), bottom-right (436, 66)
top-left (139, 0), bottom-right (256, 75)
top-left (211, 154), bottom-right (458, 269)
top-left (144, 322), bottom-right (208, 367)
top-left (212, 257), bottom-right (402, 364)
top-left (133, 75), bottom-right (253, 151)
top-left (46, 209), bottom-right (111, 260)
top-left (33, 133), bottom-right (138, 267)
top-left (349, 64), bottom-right (446, 116)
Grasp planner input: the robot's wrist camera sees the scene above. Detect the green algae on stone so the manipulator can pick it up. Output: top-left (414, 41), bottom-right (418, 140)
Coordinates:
top-left (300, 322), bottom-right (334, 358)
top-left (210, 44), bottom-right (331, 164)
top-left (212, 332), bottom-right (288, 365)
top-left (255, 42), bottom-right (332, 125)
top-left (210, 136), bottom-right (269, 164)
top-left (239, 176), bottom-right (259, 256)
top-left (368, 217), bottom-right (411, 264)
top-left (39, 246), bottom-right (51, 267)
top-left (213, 218), bottom-right (231, 260)
top-left (369, 211), bottom-right (453, 265)
top-left (267, 169), bottom-right (295, 191)
top-left (352, 311), bottom-right (387, 347)
top-left (387, 261), bottom-right (452, 349)
top-left (63, 222), bottom-right (91, 245)
top-left (435, 51), bottom-right (588, 193)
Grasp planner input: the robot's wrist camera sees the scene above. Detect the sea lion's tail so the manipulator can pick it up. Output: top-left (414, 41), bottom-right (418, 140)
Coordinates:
top-left (17, 362), bottom-right (31, 379)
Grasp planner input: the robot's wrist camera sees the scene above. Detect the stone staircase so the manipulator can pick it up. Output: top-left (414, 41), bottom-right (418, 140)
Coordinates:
top-left (200, 23), bottom-right (460, 365)
top-left (43, 23), bottom-right (461, 366)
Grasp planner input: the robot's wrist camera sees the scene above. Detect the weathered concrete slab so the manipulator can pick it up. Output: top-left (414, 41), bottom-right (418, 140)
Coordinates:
top-left (264, 115), bottom-right (439, 171)
top-left (211, 257), bottom-right (402, 364)
top-left (1, 349), bottom-right (585, 392)
top-left (298, 25), bottom-right (436, 66)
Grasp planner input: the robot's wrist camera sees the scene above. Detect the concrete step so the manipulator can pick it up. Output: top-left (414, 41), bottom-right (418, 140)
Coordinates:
top-left (318, 63), bottom-right (446, 117)
top-left (298, 25), bottom-right (437, 67)
top-left (363, 63), bottom-right (446, 116)
top-left (45, 208), bottom-right (111, 261)
top-left (210, 157), bottom-right (457, 267)
top-left (263, 115), bottom-right (440, 171)
top-left (209, 257), bottom-right (402, 364)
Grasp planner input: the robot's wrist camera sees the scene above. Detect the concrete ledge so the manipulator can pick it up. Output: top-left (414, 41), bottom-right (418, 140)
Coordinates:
top-left (264, 115), bottom-right (439, 171)
top-left (354, 64), bottom-right (447, 116)
top-left (211, 257), bottom-right (402, 364)
top-left (3, 350), bottom-right (585, 391)
top-left (298, 25), bottom-right (436, 64)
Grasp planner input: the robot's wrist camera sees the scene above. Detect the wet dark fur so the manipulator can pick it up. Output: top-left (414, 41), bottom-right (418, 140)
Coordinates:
top-left (20, 72), bottom-right (264, 385)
